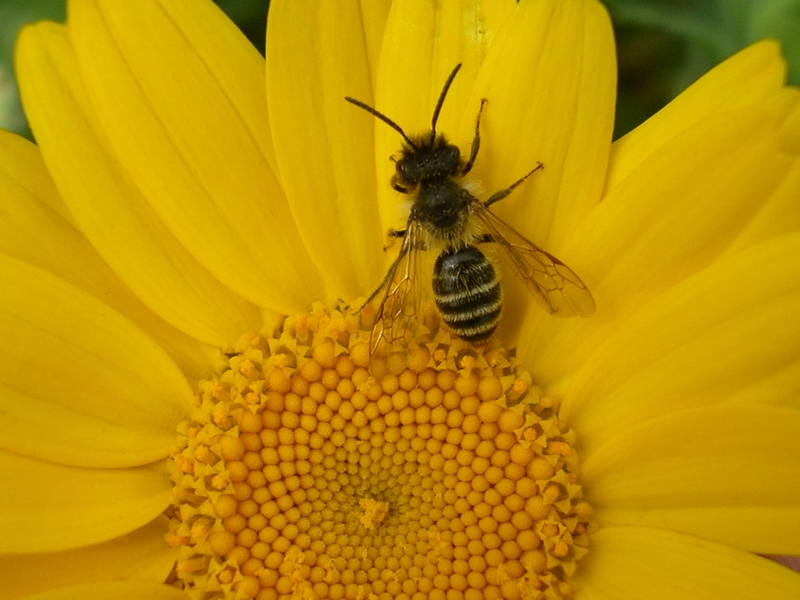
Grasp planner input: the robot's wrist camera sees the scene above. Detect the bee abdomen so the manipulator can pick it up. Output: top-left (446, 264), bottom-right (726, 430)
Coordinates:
top-left (433, 246), bottom-right (502, 343)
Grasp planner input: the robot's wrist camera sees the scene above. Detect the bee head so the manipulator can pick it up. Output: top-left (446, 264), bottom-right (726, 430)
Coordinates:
top-left (392, 137), bottom-right (462, 191)
top-left (345, 64), bottom-right (465, 193)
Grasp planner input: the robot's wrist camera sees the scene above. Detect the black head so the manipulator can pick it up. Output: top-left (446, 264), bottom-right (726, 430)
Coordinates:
top-left (394, 136), bottom-right (461, 187)
top-left (345, 64), bottom-right (464, 190)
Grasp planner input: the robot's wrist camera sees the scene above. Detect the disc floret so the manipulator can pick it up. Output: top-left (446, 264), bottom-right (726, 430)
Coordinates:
top-left (168, 304), bottom-right (591, 600)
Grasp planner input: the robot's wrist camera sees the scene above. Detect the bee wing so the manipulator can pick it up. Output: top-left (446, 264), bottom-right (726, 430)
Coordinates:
top-left (370, 221), bottom-right (424, 355)
top-left (472, 204), bottom-right (595, 317)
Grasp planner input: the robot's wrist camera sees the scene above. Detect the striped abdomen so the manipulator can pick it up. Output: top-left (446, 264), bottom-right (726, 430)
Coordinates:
top-left (432, 246), bottom-right (502, 343)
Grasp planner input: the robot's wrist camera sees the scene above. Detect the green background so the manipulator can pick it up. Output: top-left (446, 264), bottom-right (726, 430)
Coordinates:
top-left (1, 0), bottom-right (798, 141)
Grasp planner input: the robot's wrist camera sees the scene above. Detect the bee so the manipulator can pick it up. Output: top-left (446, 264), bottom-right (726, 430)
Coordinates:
top-left (345, 64), bottom-right (595, 354)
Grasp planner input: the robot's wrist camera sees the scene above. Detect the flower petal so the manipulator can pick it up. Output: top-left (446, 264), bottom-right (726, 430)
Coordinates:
top-left (367, 0), bottom-right (615, 343)
top-left (21, 582), bottom-right (187, 600)
top-left (563, 233), bottom-right (800, 449)
top-left (0, 254), bottom-right (194, 468)
top-left (606, 41), bottom-right (788, 194)
top-left (374, 0), bottom-right (615, 248)
top-left (16, 22), bottom-right (265, 348)
top-left (372, 0), bottom-right (518, 239)
top-left (524, 90), bottom-right (800, 385)
top-left (582, 404), bottom-right (800, 554)
top-left (469, 0), bottom-right (616, 345)
top-left (727, 132), bottom-right (800, 252)
top-left (468, 0), bottom-right (615, 247)
top-left (358, 1), bottom-right (392, 78)
top-left (0, 516), bottom-right (175, 598)
top-left (0, 130), bottom-right (214, 381)
top-left (375, 0), bottom-right (495, 148)
top-left (65, 0), bottom-right (323, 313)
top-left (0, 449), bottom-right (171, 553)
top-left (575, 526), bottom-right (800, 600)
top-left (266, 0), bottom-right (385, 298)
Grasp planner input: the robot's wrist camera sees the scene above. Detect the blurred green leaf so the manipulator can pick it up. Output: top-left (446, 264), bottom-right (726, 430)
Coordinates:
top-left (213, 0), bottom-right (269, 54)
top-left (746, 0), bottom-right (800, 84)
top-left (607, 0), bottom-right (800, 137)
top-left (0, 0), bottom-right (66, 137)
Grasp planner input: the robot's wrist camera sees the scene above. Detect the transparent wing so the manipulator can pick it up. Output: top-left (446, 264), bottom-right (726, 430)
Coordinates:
top-left (369, 221), bottom-right (424, 355)
top-left (472, 203), bottom-right (595, 317)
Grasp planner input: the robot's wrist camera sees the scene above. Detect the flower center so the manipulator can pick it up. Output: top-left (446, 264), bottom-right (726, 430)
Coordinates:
top-left (167, 304), bottom-right (591, 600)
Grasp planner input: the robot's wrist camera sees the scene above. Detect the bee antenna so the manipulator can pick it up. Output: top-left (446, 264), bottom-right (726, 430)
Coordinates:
top-left (345, 97), bottom-right (418, 150)
top-left (430, 63), bottom-right (462, 143)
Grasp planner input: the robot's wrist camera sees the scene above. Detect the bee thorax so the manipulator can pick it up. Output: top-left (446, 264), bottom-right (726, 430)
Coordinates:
top-left (413, 178), bottom-right (472, 238)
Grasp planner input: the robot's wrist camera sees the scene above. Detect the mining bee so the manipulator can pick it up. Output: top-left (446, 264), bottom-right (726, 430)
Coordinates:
top-left (346, 64), bottom-right (595, 354)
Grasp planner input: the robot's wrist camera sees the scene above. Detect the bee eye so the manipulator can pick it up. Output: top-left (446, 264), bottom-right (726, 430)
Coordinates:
top-left (397, 158), bottom-right (419, 184)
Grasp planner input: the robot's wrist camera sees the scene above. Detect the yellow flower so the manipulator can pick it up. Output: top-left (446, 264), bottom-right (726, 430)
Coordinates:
top-left (1, 0), bottom-right (799, 599)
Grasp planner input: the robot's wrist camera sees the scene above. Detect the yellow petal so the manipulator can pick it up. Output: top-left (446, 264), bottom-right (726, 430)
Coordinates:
top-left (372, 0), bottom-right (518, 238)
top-left (358, 1), bottom-right (392, 79)
top-left (375, 0), bottom-right (518, 134)
top-left (575, 526), bottom-right (800, 600)
top-left (375, 0), bottom-right (615, 247)
top-left (468, 0), bottom-right (615, 247)
top-left (0, 449), bottom-right (171, 553)
top-left (21, 582), bottom-right (187, 600)
top-left (562, 233), bottom-right (800, 448)
top-left (523, 90), bottom-right (800, 386)
top-left (582, 404), bottom-right (800, 554)
top-left (366, 0), bottom-right (615, 346)
top-left (376, 0), bottom-right (491, 145)
top-left (470, 0), bottom-right (616, 344)
top-left (266, 1), bottom-right (384, 298)
top-left (0, 516), bottom-right (175, 598)
top-left (64, 0), bottom-right (323, 313)
top-left (607, 41), bottom-right (788, 194)
top-left (15, 23), bottom-right (264, 348)
top-left (0, 130), bottom-right (214, 381)
top-left (0, 254), bottom-right (194, 468)
top-left (350, 0), bottom-right (465, 288)
top-left (727, 152), bottom-right (800, 254)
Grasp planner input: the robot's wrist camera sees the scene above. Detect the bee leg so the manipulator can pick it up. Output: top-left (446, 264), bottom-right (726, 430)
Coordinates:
top-left (384, 228), bottom-right (407, 250)
top-left (357, 240), bottom-right (413, 312)
top-left (484, 162), bottom-right (544, 207)
top-left (392, 181), bottom-right (411, 194)
top-left (473, 233), bottom-right (494, 245)
top-left (462, 99), bottom-right (488, 175)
